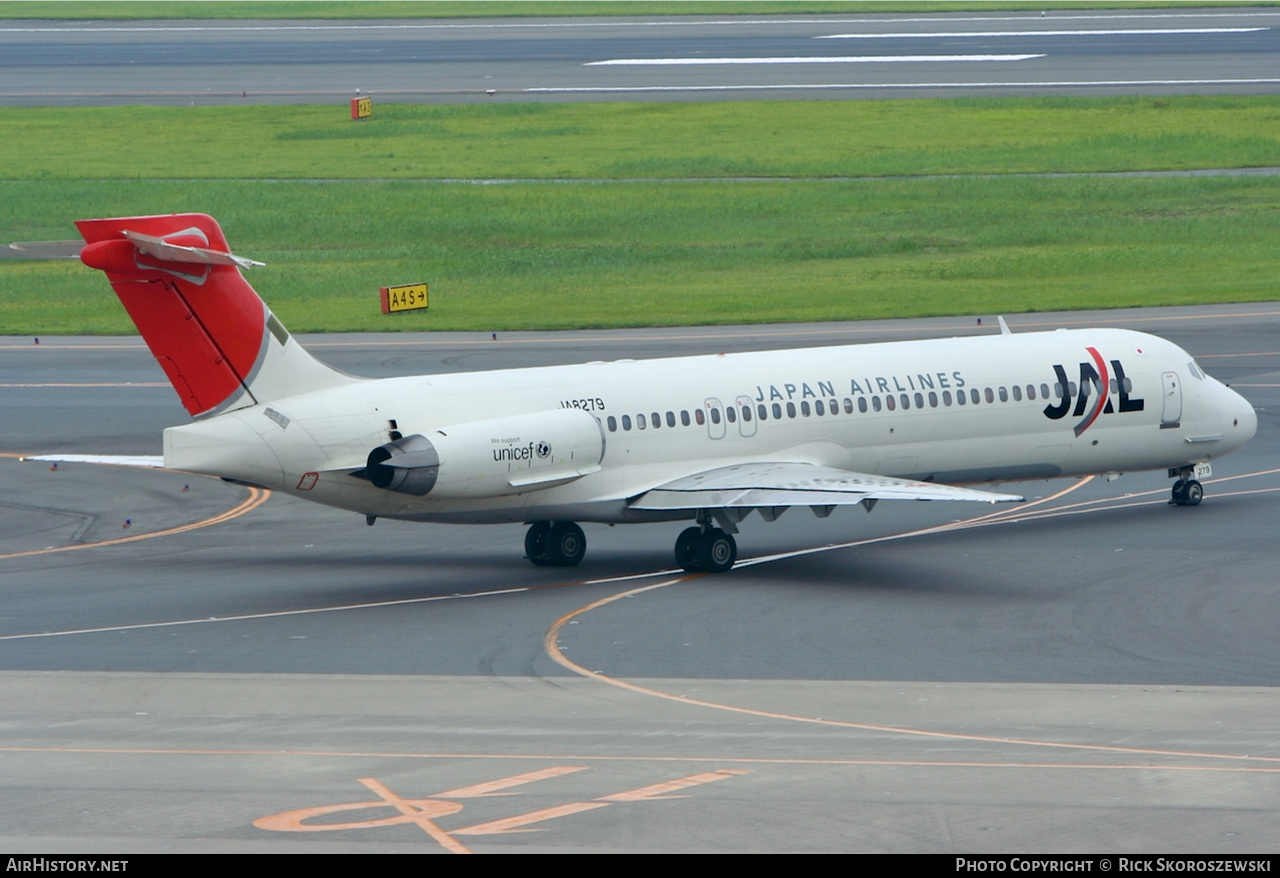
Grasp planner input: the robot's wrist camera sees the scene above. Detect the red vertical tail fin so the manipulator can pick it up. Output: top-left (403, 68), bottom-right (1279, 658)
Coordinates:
top-left (77, 213), bottom-right (349, 417)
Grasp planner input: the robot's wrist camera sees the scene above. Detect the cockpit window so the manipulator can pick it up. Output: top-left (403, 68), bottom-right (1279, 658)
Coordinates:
top-left (1187, 360), bottom-right (1205, 380)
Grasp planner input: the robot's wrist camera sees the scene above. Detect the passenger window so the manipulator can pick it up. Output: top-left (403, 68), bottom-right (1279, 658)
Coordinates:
top-left (1042, 383), bottom-right (1051, 399)
top-left (772, 403), bottom-right (782, 419)
top-left (709, 408), bottom-right (721, 425)
top-left (984, 388), bottom-right (994, 404)
top-left (637, 413), bottom-right (647, 430)
top-left (971, 389), bottom-right (981, 405)
top-left (666, 411), bottom-right (676, 428)
top-left (872, 396), bottom-right (882, 412)
top-left (858, 397), bottom-right (868, 413)
top-left (652, 411), bottom-right (661, 428)
top-left (915, 392), bottom-right (924, 409)
top-left (758, 404), bottom-right (768, 421)
top-left (695, 409), bottom-right (705, 426)
top-left (815, 400), bottom-right (825, 416)
top-left (787, 402), bottom-right (796, 418)
top-left (681, 410), bottom-right (691, 427)
top-left (622, 415), bottom-right (632, 430)
top-left (956, 390), bottom-right (965, 406)
top-left (725, 406), bottom-right (736, 423)
top-left (845, 398), bottom-right (855, 414)
top-left (742, 405), bottom-right (752, 422)
top-left (607, 416), bottom-right (617, 432)
top-left (886, 395), bottom-right (896, 411)
top-left (998, 387), bottom-right (1008, 402)
top-left (800, 401), bottom-right (810, 417)
top-left (1012, 385), bottom-right (1022, 402)
top-left (899, 393), bottom-right (909, 410)
top-left (928, 391), bottom-right (938, 408)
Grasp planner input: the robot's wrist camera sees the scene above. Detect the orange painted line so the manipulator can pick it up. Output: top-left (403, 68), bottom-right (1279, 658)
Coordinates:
top-left (1196, 351), bottom-right (1280, 358)
top-left (543, 584), bottom-right (1280, 766)
top-left (359, 777), bottom-right (473, 854)
top-left (0, 486), bottom-right (270, 561)
top-left (254, 795), bottom-right (462, 833)
top-left (452, 802), bottom-right (609, 836)
top-left (436, 765), bottom-right (588, 799)
top-left (598, 769), bottom-right (749, 802)
top-left (7, 744), bottom-right (1280, 773)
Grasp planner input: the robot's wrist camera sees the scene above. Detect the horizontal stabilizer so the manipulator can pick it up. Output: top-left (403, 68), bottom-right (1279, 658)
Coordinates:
top-left (123, 230), bottom-right (265, 270)
top-left (631, 462), bottom-right (1022, 511)
top-left (3, 241), bottom-right (84, 260)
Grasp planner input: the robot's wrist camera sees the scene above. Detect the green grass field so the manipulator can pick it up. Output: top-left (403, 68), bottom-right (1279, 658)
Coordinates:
top-left (0, 2), bottom-right (1233, 21)
top-left (6, 98), bottom-right (1279, 181)
top-left (2, 97), bottom-right (1278, 334)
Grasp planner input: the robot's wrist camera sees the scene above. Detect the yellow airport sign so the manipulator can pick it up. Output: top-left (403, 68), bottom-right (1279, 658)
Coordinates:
top-left (380, 283), bottom-right (428, 314)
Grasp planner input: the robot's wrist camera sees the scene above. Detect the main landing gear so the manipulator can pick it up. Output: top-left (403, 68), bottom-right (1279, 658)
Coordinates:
top-left (525, 520), bottom-right (586, 567)
top-left (674, 523), bottom-right (738, 574)
top-left (523, 515), bottom-right (740, 573)
top-left (1170, 466), bottom-right (1204, 507)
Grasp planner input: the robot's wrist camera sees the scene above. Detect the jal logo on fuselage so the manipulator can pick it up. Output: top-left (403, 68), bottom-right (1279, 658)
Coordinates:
top-left (1043, 346), bottom-right (1144, 437)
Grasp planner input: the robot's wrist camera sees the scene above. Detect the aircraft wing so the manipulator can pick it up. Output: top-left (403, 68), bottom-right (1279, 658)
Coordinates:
top-left (22, 454), bottom-right (165, 468)
top-left (629, 462), bottom-right (1022, 511)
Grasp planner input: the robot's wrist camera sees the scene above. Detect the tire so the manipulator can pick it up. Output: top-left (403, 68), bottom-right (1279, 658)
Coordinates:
top-left (695, 528), bottom-right (737, 574)
top-left (1184, 480), bottom-right (1203, 506)
top-left (525, 521), bottom-right (552, 565)
top-left (675, 527), bottom-right (702, 572)
top-left (1171, 479), bottom-right (1187, 505)
top-left (547, 521), bottom-right (586, 567)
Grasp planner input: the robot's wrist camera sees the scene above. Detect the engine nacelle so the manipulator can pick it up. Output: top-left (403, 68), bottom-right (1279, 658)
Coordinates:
top-left (364, 408), bottom-right (605, 499)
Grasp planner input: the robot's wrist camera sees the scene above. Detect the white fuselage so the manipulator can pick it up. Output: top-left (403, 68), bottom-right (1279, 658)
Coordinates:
top-left (163, 327), bottom-right (1256, 524)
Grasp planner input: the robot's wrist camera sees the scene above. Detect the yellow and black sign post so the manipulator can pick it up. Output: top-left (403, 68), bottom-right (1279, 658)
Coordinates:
top-left (350, 96), bottom-right (372, 120)
top-left (380, 283), bottom-right (428, 314)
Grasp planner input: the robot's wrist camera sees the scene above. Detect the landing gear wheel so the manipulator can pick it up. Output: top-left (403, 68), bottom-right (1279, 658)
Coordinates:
top-left (525, 521), bottom-right (553, 566)
top-left (1183, 480), bottom-right (1203, 506)
top-left (695, 528), bottom-right (737, 574)
top-left (675, 527), bottom-right (701, 572)
top-left (547, 521), bottom-right (586, 567)
top-left (1171, 479), bottom-right (1204, 507)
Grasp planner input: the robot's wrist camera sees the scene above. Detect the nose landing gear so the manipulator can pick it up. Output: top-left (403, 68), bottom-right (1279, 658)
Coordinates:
top-left (1170, 479), bottom-right (1203, 506)
top-left (1170, 466), bottom-right (1205, 506)
top-left (525, 520), bottom-right (586, 566)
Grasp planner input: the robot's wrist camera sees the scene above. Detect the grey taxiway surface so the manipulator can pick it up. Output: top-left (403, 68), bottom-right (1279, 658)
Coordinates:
top-left (3, 7), bottom-right (1280, 105)
top-left (1, 305), bottom-right (1278, 852)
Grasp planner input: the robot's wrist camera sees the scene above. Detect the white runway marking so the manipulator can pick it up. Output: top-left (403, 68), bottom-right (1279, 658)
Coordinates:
top-left (528, 78), bottom-right (1280, 95)
top-left (585, 55), bottom-right (1044, 67)
top-left (818, 28), bottom-right (1268, 39)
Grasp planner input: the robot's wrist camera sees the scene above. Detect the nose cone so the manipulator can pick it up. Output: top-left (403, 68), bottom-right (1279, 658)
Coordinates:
top-left (1221, 383), bottom-right (1257, 452)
